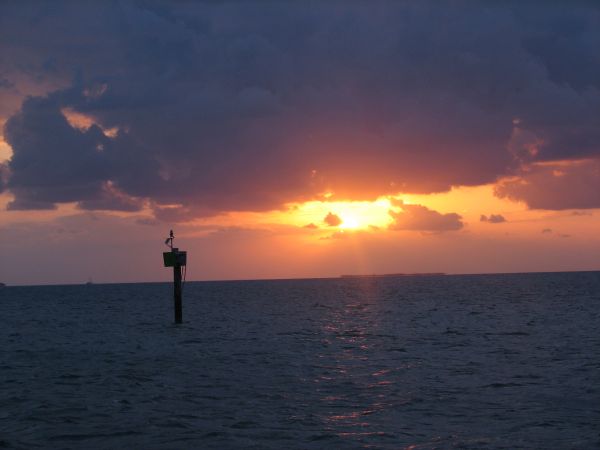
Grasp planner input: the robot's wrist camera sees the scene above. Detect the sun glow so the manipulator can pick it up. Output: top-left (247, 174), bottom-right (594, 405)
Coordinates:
top-left (293, 197), bottom-right (394, 230)
top-left (339, 214), bottom-right (360, 229)
top-left (199, 184), bottom-right (532, 240)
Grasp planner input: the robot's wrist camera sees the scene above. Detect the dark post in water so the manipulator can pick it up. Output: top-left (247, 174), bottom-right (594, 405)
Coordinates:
top-left (163, 230), bottom-right (187, 324)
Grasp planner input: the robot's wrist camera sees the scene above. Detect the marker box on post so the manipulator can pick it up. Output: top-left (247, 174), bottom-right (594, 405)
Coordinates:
top-left (163, 250), bottom-right (187, 267)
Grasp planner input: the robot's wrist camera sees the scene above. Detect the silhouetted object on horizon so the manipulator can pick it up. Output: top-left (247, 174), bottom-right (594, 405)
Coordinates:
top-left (163, 230), bottom-right (186, 324)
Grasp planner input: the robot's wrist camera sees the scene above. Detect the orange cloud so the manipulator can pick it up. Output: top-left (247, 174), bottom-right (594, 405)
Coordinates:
top-left (324, 212), bottom-right (342, 227)
top-left (389, 200), bottom-right (463, 232)
top-left (480, 214), bottom-right (506, 223)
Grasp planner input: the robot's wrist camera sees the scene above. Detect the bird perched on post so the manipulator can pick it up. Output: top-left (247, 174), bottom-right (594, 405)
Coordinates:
top-left (165, 229), bottom-right (174, 249)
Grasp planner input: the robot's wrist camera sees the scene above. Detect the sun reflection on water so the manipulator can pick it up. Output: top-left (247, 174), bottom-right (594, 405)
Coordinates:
top-left (311, 280), bottom-right (411, 442)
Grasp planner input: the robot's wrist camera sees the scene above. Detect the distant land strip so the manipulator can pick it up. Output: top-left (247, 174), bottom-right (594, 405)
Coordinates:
top-left (340, 273), bottom-right (446, 278)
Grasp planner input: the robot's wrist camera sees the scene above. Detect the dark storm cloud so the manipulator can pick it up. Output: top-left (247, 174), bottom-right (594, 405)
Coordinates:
top-left (389, 200), bottom-right (463, 232)
top-left (3, 94), bottom-right (157, 210)
top-left (495, 159), bottom-right (600, 210)
top-left (77, 182), bottom-right (144, 212)
top-left (0, 161), bottom-right (8, 193)
top-left (1, 1), bottom-right (600, 215)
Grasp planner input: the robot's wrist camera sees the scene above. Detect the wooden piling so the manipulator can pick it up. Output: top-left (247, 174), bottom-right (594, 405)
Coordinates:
top-left (173, 258), bottom-right (183, 324)
top-left (163, 239), bottom-right (186, 324)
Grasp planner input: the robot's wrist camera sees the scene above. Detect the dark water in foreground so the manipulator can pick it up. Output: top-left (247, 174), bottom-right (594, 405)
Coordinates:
top-left (1, 272), bottom-right (599, 449)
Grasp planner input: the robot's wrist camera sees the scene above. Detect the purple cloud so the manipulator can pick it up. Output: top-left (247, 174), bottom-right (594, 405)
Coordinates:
top-left (1, 2), bottom-right (599, 216)
top-left (495, 159), bottom-right (600, 210)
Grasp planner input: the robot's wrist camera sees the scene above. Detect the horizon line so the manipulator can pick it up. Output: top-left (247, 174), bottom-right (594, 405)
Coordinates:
top-left (3, 268), bottom-right (599, 288)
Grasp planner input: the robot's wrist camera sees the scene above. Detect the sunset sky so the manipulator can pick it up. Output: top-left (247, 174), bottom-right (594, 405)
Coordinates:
top-left (1, 1), bottom-right (599, 285)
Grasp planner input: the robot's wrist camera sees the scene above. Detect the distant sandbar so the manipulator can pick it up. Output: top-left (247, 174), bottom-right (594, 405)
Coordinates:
top-left (340, 273), bottom-right (445, 278)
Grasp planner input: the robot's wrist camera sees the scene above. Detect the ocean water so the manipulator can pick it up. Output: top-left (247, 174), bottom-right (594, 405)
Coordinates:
top-left (1, 272), bottom-right (599, 449)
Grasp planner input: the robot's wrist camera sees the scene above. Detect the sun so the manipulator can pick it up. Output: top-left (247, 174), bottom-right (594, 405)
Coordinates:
top-left (212, 196), bottom-right (398, 234)
top-left (247, 197), bottom-right (395, 232)
top-left (283, 197), bottom-right (394, 231)
top-left (339, 214), bottom-right (360, 229)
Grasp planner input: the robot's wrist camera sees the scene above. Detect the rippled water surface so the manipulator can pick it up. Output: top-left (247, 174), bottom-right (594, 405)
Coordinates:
top-left (1, 272), bottom-right (599, 449)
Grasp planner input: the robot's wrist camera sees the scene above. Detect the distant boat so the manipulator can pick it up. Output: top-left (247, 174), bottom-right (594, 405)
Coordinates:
top-left (85, 278), bottom-right (94, 286)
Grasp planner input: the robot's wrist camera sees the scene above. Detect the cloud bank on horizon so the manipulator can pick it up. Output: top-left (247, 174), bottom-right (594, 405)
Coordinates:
top-left (1, 1), bottom-right (599, 219)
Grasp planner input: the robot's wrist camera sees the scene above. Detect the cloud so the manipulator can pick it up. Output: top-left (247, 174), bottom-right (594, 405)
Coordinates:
top-left (3, 95), bottom-right (118, 209)
top-left (495, 159), bottom-right (600, 210)
top-left (324, 212), bottom-right (342, 227)
top-left (480, 214), bottom-right (506, 223)
top-left (0, 78), bottom-right (14, 90)
top-left (389, 200), bottom-right (463, 232)
top-left (304, 223), bottom-right (318, 229)
top-left (319, 231), bottom-right (350, 240)
top-left (0, 161), bottom-right (9, 192)
top-left (540, 228), bottom-right (570, 238)
top-left (151, 203), bottom-right (221, 223)
top-left (1, 2), bottom-right (600, 216)
top-left (78, 181), bottom-right (144, 212)
top-left (135, 217), bottom-right (159, 226)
